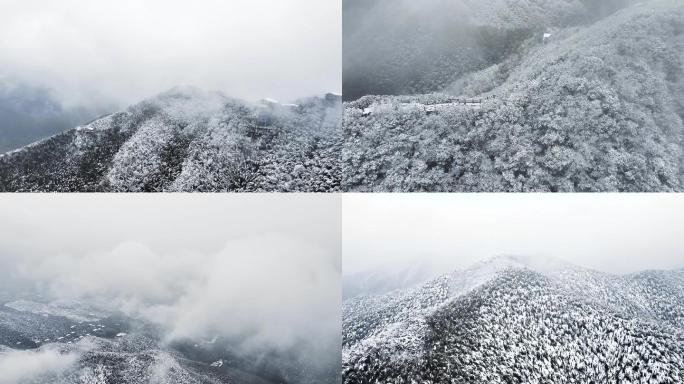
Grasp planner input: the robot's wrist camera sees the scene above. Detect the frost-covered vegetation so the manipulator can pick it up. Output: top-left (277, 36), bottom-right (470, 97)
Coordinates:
top-left (343, 256), bottom-right (684, 383)
top-left (343, 0), bottom-right (684, 191)
top-left (0, 86), bottom-right (342, 192)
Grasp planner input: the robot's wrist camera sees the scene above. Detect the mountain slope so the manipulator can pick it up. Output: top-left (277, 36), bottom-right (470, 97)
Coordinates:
top-left (343, 0), bottom-right (684, 191)
top-left (343, 0), bottom-right (634, 100)
top-left (343, 256), bottom-right (684, 383)
top-left (0, 87), bottom-right (342, 192)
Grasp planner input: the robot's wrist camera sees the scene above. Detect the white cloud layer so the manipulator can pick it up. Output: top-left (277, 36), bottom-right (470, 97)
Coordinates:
top-left (0, 194), bottom-right (341, 357)
top-left (20, 235), bottom-right (340, 353)
top-left (0, 0), bottom-right (341, 107)
top-left (0, 347), bottom-right (78, 384)
top-left (343, 194), bottom-right (684, 275)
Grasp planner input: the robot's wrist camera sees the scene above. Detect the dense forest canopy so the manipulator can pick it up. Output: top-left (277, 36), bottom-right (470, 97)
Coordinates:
top-left (344, 0), bottom-right (684, 192)
top-left (343, 256), bottom-right (684, 383)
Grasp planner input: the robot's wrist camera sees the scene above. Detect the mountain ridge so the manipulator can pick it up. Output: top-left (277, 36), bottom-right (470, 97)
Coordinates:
top-left (0, 87), bottom-right (342, 192)
top-left (343, 256), bottom-right (684, 383)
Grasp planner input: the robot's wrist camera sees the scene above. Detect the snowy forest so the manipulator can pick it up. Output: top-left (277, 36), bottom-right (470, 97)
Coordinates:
top-left (343, 255), bottom-right (684, 383)
top-left (343, 0), bottom-right (684, 191)
top-left (0, 87), bottom-right (342, 192)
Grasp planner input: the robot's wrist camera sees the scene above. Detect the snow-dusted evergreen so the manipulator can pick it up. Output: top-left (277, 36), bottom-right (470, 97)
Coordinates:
top-left (0, 86), bottom-right (342, 192)
top-left (344, 0), bottom-right (684, 191)
top-left (343, 255), bottom-right (684, 383)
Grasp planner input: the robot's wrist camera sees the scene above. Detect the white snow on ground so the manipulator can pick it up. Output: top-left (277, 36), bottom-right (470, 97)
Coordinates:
top-left (360, 99), bottom-right (483, 117)
top-left (4, 300), bottom-right (104, 322)
top-left (210, 359), bottom-right (223, 367)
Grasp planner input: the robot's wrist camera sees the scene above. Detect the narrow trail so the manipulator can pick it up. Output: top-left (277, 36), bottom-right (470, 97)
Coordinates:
top-left (361, 95), bottom-right (495, 117)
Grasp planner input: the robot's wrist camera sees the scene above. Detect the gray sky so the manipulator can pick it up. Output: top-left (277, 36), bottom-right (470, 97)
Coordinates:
top-left (0, 194), bottom-right (340, 360)
top-left (0, 0), bottom-right (341, 107)
top-left (343, 194), bottom-right (684, 275)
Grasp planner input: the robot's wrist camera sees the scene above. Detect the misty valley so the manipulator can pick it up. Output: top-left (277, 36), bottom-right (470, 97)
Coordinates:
top-left (0, 197), bottom-right (342, 384)
top-left (0, 295), bottom-right (325, 384)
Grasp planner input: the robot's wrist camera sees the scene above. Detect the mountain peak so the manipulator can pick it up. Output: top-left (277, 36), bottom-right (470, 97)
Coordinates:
top-left (141, 86), bottom-right (229, 121)
top-left (475, 254), bottom-right (576, 273)
top-left (157, 85), bottom-right (222, 98)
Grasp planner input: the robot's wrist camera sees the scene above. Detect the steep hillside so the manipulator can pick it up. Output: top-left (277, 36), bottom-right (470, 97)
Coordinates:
top-left (343, 0), bottom-right (634, 100)
top-left (343, 0), bottom-right (684, 191)
top-left (343, 256), bottom-right (684, 383)
top-left (0, 87), bottom-right (342, 192)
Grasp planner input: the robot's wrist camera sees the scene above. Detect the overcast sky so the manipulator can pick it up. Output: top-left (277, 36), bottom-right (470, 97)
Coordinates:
top-left (343, 194), bottom-right (684, 275)
top-left (0, 0), bottom-right (341, 107)
top-left (0, 194), bottom-right (341, 374)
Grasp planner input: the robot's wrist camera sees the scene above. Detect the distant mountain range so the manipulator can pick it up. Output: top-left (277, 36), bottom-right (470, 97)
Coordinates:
top-left (343, 259), bottom-right (448, 300)
top-left (0, 86), bottom-right (342, 192)
top-left (343, 255), bottom-right (684, 383)
top-left (0, 79), bottom-right (107, 154)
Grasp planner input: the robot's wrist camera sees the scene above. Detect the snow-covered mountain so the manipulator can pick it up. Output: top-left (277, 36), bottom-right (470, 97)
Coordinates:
top-left (0, 86), bottom-right (342, 192)
top-left (343, 255), bottom-right (684, 383)
top-left (343, 0), bottom-right (684, 192)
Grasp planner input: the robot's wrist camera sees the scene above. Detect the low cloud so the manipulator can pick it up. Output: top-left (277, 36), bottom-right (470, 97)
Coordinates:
top-left (0, 0), bottom-right (341, 107)
top-left (16, 234), bottom-right (339, 355)
top-left (343, 194), bottom-right (684, 275)
top-left (0, 347), bottom-right (79, 384)
top-left (0, 195), bottom-right (341, 381)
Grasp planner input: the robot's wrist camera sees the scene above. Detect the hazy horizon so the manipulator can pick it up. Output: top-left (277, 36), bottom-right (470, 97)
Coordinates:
top-left (0, 0), bottom-right (341, 110)
top-left (343, 194), bottom-right (684, 276)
